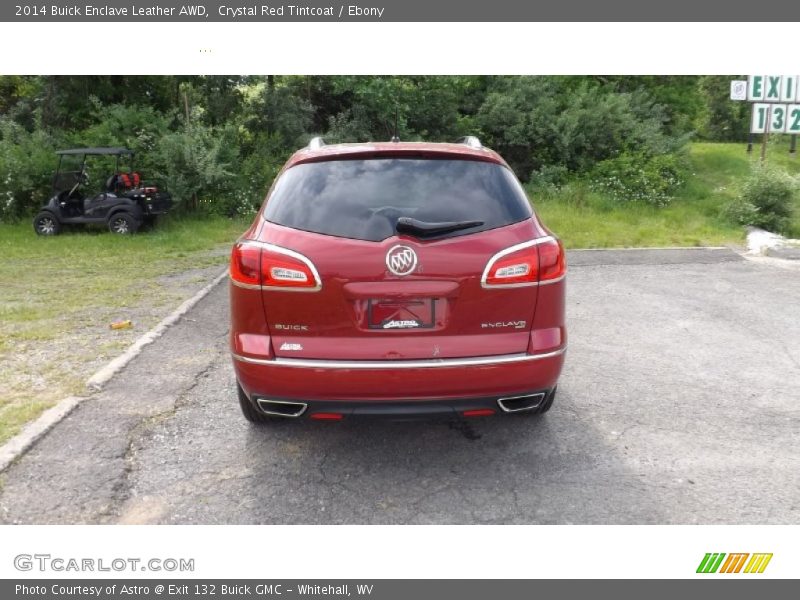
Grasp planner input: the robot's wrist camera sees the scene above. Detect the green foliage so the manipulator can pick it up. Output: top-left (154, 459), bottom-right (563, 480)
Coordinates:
top-left (696, 76), bottom-right (750, 141)
top-left (76, 100), bottom-right (174, 177)
top-left (0, 75), bottom-right (756, 220)
top-left (724, 167), bottom-right (797, 233)
top-left (476, 77), bottom-right (687, 181)
top-left (156, 119), bottom-right (238, 211)
top-left (241, 81), bottom-right (314, 147)
top-left (219, 133), bottom-right (287, 217)
top-left (529, 165), bottom-right (571, 191)
top-left (0, 118), bottom-right (58, 220)
top-left (597, 76), bottom-right (705, 135)
top-left (590, 152), bottom-right (688, 207)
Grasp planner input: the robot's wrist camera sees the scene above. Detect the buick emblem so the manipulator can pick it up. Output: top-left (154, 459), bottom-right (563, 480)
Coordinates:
top-left (386, 245), bottom-right (418, 276)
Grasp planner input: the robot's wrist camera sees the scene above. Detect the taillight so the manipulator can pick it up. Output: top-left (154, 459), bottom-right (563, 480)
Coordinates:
top-left (482, 237), bottom-right (566, 288)
top-left (483, 245), bottom-right (538, 286)
top-left (230, 242), bottom-right (321, 291)
top-left (230, 243), bottom-right (261, 288)
top-left (261, 251), bottom-right (318, 289)
top-left (538, 238), bottom-right (566, 283)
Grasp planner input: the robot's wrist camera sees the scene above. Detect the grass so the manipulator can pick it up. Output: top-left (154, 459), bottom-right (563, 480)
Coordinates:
top-left (0, 214), bottom-right (247, 444)
top-left (532, 140), bottom-right (800, 248)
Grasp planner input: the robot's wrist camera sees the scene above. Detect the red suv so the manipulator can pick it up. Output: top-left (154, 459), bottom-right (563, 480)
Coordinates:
top-left (230, 136), bottom-right (566, 422)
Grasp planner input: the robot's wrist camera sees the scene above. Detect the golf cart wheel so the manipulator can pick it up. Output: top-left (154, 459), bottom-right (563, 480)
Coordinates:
top-left (33, 212), bottom-right (61, 236)
top-left (107, 213), bottom-right (139, 235)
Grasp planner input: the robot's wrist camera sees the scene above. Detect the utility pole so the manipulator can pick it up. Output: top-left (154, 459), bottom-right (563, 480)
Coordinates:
top-left (760, 105), bottom-right (771, 164)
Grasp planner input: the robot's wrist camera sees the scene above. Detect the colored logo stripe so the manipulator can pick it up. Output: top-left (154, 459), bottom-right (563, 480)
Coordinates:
top-left (744, 553), bottom-right (773, 574)
top-left (719, 553), bottom-right (749, 573)
top-left (697, 553), bottom-right (726, 573)
top-left (697, 553), bottom-right (773, 574)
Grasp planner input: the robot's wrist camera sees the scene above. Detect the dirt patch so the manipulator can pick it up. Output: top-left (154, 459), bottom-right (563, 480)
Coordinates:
top-left (0, 247), bottom-right (229, 444)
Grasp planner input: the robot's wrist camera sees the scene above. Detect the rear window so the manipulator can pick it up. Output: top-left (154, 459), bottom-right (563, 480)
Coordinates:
top-left (262, 158), bottom-right (533, 242)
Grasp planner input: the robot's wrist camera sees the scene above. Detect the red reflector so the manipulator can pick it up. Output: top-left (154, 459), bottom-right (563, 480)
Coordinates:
top-left (462, 409), bottom-right (495, 418)
top-left (230, 242), bottom-right (261, 287)
top-left (310, 412), bottom-right (344, 421)
top-left (538, 238), bottom-right (566, 282)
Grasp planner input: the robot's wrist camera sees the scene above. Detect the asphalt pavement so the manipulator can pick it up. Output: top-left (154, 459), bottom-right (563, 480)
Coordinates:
top-left (1, 248), bottom-right (798, 524)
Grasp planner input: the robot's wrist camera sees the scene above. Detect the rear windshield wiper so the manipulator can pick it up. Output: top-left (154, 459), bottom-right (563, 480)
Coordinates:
top-left (395, 217), bottom-right (484, 239)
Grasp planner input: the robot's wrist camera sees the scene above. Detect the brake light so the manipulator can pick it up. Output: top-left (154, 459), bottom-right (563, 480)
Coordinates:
top-left (482, 237), bottom-right (565, 288)
top-left (230, 242), bottom-right (321, 291)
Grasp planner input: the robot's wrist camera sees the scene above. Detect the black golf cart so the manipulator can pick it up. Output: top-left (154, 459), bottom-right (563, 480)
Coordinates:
top-left (33, 147), bottom-right (172, 235)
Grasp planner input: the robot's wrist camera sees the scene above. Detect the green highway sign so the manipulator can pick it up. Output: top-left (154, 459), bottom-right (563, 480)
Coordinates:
top-left (751, 103), bottom-right (800, 134)
top-left (745, 76), bottom-right (800, 134)
top-left (747, 75), bottom-right (800, 102)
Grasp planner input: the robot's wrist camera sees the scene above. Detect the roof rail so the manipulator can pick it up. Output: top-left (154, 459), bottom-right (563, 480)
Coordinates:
top-left (455, 136), bottom-right (483, 149)
top-left (307, 136), bottom-right (326, 150)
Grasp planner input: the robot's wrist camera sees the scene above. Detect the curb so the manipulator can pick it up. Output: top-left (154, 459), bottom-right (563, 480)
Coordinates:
top-left (86, 267), bottom-right (229, 390)
top-left (0, 267), bottom-right (229, 473)
top-left (0, 396), bottom-right (84, 473)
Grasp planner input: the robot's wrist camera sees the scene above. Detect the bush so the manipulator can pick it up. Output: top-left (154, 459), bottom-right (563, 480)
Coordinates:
top-left (529, 164), bottom-right (570, 191)
top-left (154, 119), bottom-right (237, 212)
top-left (0, 118), bottom-right (58, 220)
top-left (722, 198), bottom-right (760, 227)
top-left (724, 168), bottom-right (796, 233)
top-left (589, 152), bottom-right (687, 207)
top-left (475, 77), bottom-right (688, 180)
top-left (213, 133), bottom-right (287, 217)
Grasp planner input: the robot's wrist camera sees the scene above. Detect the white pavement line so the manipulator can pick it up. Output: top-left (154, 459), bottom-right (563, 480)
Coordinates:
top-left (568, 246), bottom-right (729, 252)
top-left (0, 267), bottom-right (229, 474)
top-left (0, 396), bottom-right (83, 472)
top-left (86, 267), bottom-right (229, 391)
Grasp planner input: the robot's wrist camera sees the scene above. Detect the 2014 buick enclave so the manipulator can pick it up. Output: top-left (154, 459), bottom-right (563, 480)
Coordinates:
top-left (230, 136), bottom-right (566, 422)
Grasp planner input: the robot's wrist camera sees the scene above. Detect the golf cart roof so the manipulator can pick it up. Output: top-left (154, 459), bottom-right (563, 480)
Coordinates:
top-left (56, 147), bottom-right (133, 156)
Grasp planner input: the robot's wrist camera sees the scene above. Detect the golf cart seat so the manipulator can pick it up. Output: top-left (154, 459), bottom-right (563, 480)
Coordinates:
top-left (106, 172), bottom-right (143, 193)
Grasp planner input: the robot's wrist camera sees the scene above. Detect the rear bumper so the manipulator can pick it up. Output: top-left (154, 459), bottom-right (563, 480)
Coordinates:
top-left (233, 348), bottom-right (565, 417)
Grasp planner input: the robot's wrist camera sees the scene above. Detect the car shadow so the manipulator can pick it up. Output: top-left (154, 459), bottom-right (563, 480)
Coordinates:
top-left (236, 384), bottom-right (670, 524)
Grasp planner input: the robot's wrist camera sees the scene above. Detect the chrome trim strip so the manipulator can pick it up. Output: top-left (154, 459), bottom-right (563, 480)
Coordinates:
top-left (480, 236), bottom-right (556, 289)
top-left (232, 347), bottom-right (566, 369)
top-left (537, 273), bottom-right (567, 286)
top-left (497, 392), bottom-right (546, 413)
top-left (255, 398), bottom-right (308, 418)
top-left (232, 240), bottom-right (323, 292)
top-left (230, 278), bottom-right (261, 290)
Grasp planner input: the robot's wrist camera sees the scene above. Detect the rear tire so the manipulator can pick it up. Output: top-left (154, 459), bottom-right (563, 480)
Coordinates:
top-left (237, 382), bottom-right (274, 424)
top-left (536, 386), bottom-right (557, 415)
top-left (33, 212), bottom-right (60, 236)
top-left (107, 212), bottom-right (139, 235)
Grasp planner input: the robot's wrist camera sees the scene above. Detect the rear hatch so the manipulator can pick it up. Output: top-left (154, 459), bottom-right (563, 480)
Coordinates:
top-left (255, 156), bottom-right (542, 361)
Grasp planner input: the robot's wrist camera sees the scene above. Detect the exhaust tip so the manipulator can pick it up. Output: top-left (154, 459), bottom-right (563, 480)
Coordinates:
top-left (256, 398), bottom-right (308, 418)
top-left (497, 392), bottom-right (546, 413)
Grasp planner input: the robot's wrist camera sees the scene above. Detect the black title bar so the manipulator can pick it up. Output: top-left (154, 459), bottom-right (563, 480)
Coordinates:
top-left (3, 0), bottom-right (800, 22)
top-left (3, 579), bottom-right (800, 600)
